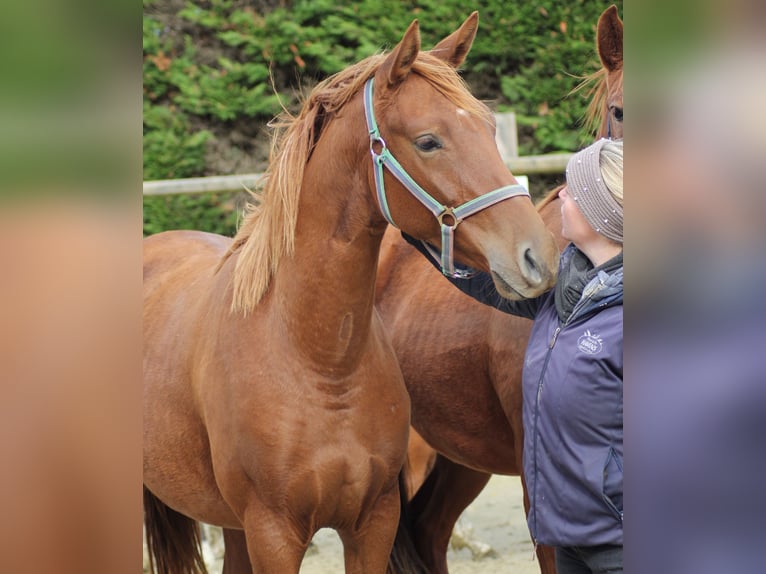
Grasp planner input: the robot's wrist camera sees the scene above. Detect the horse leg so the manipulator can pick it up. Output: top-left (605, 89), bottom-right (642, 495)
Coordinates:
top-left (221, 528), bottom-right (251, 574)
top-left (408, 455), bottom-right (491, 574)
top-left (338, 486), bottom-right (403, 574)
top-left (237, 502), bottom-right (312, 574)
top-left (404, 428), bottom-right (438, 499)
top-left (538, 544), bottom-right (557, 574)
top-left (519, 472), bottom-right (557, 574)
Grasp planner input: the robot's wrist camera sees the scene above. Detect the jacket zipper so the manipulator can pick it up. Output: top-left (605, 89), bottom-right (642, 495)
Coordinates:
top-left (549, 325), bottom-right (561, 348)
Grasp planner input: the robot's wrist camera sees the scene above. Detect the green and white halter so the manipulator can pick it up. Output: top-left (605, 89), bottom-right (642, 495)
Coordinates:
top-left (363, 77), bottom-right (529, 278)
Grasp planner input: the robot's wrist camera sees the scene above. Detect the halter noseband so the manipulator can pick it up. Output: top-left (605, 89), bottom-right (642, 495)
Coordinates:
top-left (363, 77), bottom-right (529, 278)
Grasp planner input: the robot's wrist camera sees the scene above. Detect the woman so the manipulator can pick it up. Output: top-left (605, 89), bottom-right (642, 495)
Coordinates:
top-left (405, 138), bottom-right (623, 573)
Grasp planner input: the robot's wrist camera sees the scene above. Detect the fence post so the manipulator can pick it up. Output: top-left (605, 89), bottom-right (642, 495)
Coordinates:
top-left (494, 111), bottom-right (530, 191)
top-left (494, 112), bottom-right (518, 161)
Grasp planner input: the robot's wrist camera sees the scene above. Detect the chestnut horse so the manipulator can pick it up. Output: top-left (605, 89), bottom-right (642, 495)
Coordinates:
top-left (143, 13), bottom-right (559, 574)
top-left (376, 6), bottom-right (623, 574)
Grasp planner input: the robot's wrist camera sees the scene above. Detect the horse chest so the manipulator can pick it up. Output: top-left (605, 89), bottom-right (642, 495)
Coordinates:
top-left (280, 446), bottom-right (399, 528)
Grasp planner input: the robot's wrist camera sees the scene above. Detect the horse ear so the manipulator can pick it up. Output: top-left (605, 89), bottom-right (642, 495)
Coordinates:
top-left (431, 11), bottom-right (479, 68)
top-left (597, 5), bottom-right (623, 72)
top-left (381, 19), bottom-right (421, 87)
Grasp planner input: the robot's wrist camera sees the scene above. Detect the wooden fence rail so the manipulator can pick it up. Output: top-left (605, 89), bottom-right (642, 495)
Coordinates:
top-left (143, 174), bottom-right (267, 197)
top-left (142, 154), bottom-right (571, 197)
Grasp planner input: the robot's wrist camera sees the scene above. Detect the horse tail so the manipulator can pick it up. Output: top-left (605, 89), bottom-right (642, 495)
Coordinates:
top-left (387, 468), bottom-right (428, 574)
top-left (143, 485), bottom-right (208, 574)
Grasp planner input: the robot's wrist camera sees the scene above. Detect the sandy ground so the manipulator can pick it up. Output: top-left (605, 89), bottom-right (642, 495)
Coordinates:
top-left (183, 474), bottom-right (540, 574)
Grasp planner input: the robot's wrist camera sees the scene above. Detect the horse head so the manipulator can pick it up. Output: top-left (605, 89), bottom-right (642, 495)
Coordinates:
top-left (367, 13), bottom-right (559, 299)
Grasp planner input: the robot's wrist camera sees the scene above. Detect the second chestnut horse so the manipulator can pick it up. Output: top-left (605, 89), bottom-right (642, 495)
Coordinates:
top-left (376, 6), bottom-right (623, 573)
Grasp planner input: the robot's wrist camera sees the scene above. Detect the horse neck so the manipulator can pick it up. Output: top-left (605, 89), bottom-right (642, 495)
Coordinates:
top-left (536, 186), bottom-right (567, 251)
top-left (272, 120), bottom-right (386, 373)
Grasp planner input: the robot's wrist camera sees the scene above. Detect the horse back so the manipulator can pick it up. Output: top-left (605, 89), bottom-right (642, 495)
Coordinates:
top-left (144, 230), bottom-right (230, 290)
top-left (144, 229), bottom-right (232, 329)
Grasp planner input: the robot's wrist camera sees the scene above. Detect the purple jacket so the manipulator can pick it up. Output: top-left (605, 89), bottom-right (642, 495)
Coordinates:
top-left (405, 237), bottom-right (623, 547)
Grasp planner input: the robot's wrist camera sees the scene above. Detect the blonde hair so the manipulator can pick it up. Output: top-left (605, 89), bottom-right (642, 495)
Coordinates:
top-left (600, 139), bottom-right (623, 207)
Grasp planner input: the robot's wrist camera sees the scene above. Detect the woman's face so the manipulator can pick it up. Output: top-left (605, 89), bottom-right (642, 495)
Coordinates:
top-left (559, 185), bottom-right (601, 247)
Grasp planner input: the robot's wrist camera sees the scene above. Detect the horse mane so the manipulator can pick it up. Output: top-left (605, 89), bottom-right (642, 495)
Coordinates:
top-left (219, 51), bottom-right (492, 315)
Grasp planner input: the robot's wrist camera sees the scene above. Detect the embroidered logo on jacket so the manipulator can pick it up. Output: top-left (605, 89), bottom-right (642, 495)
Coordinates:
top-left (577, 330), bottom-right (603, 355)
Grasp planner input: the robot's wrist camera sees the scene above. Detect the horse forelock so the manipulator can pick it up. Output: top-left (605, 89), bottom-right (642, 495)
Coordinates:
top-left (597, 66), bottom-right (622, 139)
top-left (573, 60), bottom-right (623, 141)
top-left (410, 53), bottom-right (494, 125)
top-left (572, 67), bottom-right (607, 139)
top-left (222, 50), bottom-right (487, 315)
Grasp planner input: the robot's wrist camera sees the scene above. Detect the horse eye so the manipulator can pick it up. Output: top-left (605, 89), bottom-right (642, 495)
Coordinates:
top-left (415, 136), bottom-right (442, 152)
top-left (613, 107), bottom-right (623, 122)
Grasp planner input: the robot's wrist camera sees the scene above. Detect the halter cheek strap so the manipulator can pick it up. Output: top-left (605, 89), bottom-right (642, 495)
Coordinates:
top-left (363, 77), bottom-right (529, 278)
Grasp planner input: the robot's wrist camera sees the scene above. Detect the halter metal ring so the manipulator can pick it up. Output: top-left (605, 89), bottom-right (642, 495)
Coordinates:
top-left (370, 135), bottom-right (387, 156)
top-left (437, 207), bottom-right (461, 230)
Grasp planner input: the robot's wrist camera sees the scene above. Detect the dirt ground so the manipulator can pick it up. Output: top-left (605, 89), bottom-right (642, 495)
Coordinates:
top-left (190, 474), bottom-right (541, 574)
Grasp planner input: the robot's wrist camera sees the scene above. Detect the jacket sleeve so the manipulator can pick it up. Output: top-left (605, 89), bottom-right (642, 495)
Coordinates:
top-left (401, 232), bottom-right (546, 319)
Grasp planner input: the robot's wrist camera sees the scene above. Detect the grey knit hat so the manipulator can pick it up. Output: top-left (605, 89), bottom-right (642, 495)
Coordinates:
top-left (565, 138), bottom-right (623, 243)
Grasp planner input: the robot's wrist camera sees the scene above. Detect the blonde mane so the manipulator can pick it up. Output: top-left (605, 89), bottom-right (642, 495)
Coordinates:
top-left (219, 51), bottom-right (491, 315)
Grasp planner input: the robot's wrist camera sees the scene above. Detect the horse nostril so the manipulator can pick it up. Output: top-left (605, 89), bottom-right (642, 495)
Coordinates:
top-left (524, 247), bottom-right (536, 269)
top-left (523, 247), bottom-right (543, 285)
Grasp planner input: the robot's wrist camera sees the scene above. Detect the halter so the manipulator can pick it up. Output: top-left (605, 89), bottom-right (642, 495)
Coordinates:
top-left (363, 77), bottom-right (529, 278)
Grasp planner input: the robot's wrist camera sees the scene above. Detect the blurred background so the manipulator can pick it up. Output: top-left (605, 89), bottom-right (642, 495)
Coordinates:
top-left (629, 1), bottom-right (766, 573)
top-left (1, 0), bottom-right (765, 573)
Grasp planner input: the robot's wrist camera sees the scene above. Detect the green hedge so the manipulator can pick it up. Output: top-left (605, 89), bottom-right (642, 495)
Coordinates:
top-left (143, 0), bottom-right (622, 235)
